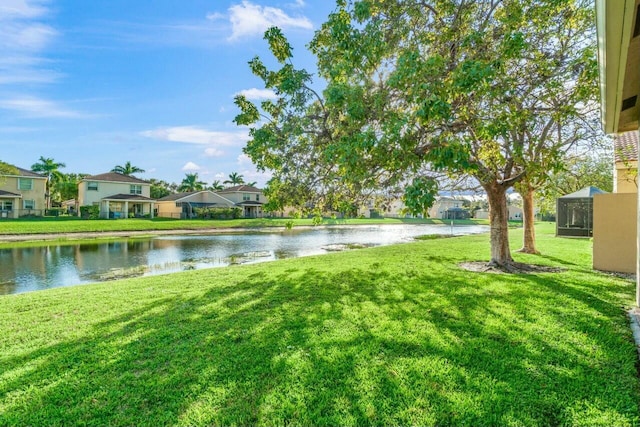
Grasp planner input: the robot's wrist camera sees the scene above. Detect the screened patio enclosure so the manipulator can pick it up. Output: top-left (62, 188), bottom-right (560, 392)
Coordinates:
top-left (556, 186), bottom-right (607, 237)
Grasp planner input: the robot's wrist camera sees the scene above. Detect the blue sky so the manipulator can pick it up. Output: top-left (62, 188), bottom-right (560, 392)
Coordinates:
top-left (0, 0), bottom-right (335, 186)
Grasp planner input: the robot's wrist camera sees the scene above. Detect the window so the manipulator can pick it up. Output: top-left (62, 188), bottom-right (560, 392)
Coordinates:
top-left (130, 185), bottom-right (142, 195)
top-left (255, 194), bottom-right (260, 201)
top-left (243, 194), bottom-right (250, 201)
top-left (87, 182), bottom-right (98, 191)
top-left (23, 200), bottom-right (35, 210)
top-left (18, 178), bottom-right (33, 191)
top-left (0, 201), bottom-right (12, 210)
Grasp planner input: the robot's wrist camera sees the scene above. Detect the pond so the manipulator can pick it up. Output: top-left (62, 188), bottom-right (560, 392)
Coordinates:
top-left (0, 224), bottom-right (488, 295)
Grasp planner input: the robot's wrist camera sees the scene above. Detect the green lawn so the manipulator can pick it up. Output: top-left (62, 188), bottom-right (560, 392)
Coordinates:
top-left (0, 216), bottom-right (483, 235)
top-left (1, 223), bottom-right (638, 426)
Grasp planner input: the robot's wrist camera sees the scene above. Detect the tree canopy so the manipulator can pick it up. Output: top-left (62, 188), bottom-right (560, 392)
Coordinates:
top-left (236, 0), bottom-right (597, 267)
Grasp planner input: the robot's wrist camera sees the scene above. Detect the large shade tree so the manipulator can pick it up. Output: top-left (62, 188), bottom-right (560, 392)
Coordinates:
top-left (237, 0), bottom-right (596, 268)
top-left (31, 157), bottom-right (66, 209)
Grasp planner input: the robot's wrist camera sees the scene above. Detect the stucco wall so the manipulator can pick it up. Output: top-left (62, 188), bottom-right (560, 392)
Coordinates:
top-left (593, 193), bottom-right (637, 273)
top-left (614, 161), bottom-right (638, 194)
top-left (78, 181), bottom-right (151, 206)
top-left (156, 201), bottom-right (181, 218)
top-left (0, 176), bottom-right (47, 212)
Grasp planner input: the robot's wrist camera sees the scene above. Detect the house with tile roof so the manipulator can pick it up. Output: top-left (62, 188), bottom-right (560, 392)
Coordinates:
top-left (215, 185), bottom-right (267, 218)
top-left (156, 190), bottom-right (237, 219)
top-left (77, 172), bottom-right (155, 219)
top-left (0, 166), bottom-right (47, 218)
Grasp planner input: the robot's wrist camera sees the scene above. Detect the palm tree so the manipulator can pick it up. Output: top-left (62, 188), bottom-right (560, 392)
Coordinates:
top-left (245, 181), bottom-right (258, 187)
top-left (178, 173), bottom-right (207, 192)
top-left (223, 172), bottom-right (245, 186)
top-left (112, 161), bottom-right (145, 176)
top-left (31, 157), bottom-right (66, 209)
top-left (209, 180), bottom-right (224, 191)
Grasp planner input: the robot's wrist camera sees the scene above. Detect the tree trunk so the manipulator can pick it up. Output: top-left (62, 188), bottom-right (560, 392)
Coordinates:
top-left (518, 185), bottom-right (539, 254)
top-left (484, 182), bottom-right (514, 266)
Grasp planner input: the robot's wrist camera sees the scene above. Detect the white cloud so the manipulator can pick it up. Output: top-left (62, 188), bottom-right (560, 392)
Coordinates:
top-left (289, 0), bottom-right (305, 8)
top-left (0, 96), bottom-right (86, 118)
top-left (0, 0), bottom-right (49, 20)
top-left (140, 125), bottom-right (248, 146)
top-left (218, 1), bottom-right (313, 41)
top-left (237, 153), bottom-right (253, 166)
top-left (235, 88), bottom-right (277, 100)
top-left (204, 147), bottom-right (224, 157)
top-left (240, 168), bottom-right (272, 187)
top-left (182, 161), bottom-right (201, 171)
top-left (0, 1), bottom-right (59, 86)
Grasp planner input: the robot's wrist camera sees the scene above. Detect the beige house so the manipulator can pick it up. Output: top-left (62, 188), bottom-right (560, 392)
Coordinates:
top-left (156, 191), bottom-right (236, 219)
top-left (428, 197), bottom-right (463, 219)
top-left (0, 166), bottom-right (47, 218)
top-left (216, 185), bottom-right (267, 218)
top-left (594, 0), bottom-right (640, 289)
top-left (78, 172), bottom-right (155, 219)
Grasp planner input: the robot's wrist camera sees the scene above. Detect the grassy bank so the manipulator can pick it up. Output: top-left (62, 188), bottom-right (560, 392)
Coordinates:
top-left (0, 217), bottom-right (485, 236)
top-left (1, 224), bottom-right (638, 426)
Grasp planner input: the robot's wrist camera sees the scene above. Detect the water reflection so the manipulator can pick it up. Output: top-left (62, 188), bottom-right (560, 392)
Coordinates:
top-left (1, 224), bottom-right (488, 295)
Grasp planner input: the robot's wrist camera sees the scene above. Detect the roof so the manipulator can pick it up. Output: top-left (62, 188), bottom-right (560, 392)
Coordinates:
top-left (615, 131), bottom-right (638, 162)
top-left (217, 185), bottom-right (262, 193)
top-left (15, 167), bottom-right (46, 178)
top-left (0, 190), bottom-right (22, 197)
top-left (157, 191), bottom-right (199, 202)
top-left (559, 186), bottom-right (608, 199)
top-left (595, 0), bottom-right (639, 133)
top-left (235, 201), bottom-right (264, 206)
top-left (102, 194), bottom-right (155, 201)
top-left (1, 166), bottom-right (46, 178)
top-left (84, 172), bottom-right (149, 184)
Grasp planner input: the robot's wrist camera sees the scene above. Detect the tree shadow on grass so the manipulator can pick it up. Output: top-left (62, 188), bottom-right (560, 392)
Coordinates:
top-left (1, 263), bottom-right (639, 426)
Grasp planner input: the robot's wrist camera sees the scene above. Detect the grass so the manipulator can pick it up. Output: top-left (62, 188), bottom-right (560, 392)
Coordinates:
top-left (0, 216), bottom-right (486, 236)
top-left (0, 223), bottom-right (638, 426)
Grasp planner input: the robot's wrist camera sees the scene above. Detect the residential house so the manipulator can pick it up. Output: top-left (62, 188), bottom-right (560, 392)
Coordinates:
top-left (428, 197), bottom-right (464, 219)
top-left (215, 185), bottom-right (267, 218)
top-left (156, 191), bottom-right (236, 219)
top-left (358, 198), bottom-right (412, 218)
top-left (78, 172), bottom-right (155, 219)
top-left (594, 0), bottom-right (640, 285)
top-left (0, 166), bottom-right (47, 218)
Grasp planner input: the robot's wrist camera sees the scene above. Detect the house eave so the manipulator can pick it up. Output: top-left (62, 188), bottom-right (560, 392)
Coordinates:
top-left (596, 0), bottom-right (639, 133)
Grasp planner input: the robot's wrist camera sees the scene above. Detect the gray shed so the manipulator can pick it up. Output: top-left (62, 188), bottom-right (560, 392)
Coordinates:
top-left (556, 186), bottom-right (607, 237)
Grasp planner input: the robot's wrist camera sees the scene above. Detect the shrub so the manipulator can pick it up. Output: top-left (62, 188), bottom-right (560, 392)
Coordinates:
top-left (80, 205), bottom-right (100, 220)
top-left (193, 207), bottom-right (242, 220)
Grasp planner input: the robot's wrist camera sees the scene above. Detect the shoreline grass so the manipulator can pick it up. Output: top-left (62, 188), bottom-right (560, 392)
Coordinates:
top-left (0, 217), bottom-right (489, 236)
top-left (1, 223), bottom-right (638, 426)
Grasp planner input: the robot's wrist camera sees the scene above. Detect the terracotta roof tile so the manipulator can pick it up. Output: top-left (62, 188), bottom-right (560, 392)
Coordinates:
top-left (614, 131), bottom-right (638, 163)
